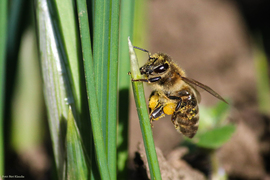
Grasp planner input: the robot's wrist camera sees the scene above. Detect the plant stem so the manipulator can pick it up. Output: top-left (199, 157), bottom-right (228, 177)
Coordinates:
top-left (210, 150), bottom-right (227, 180)
top-left (128, 37), bottom-right (162, 180)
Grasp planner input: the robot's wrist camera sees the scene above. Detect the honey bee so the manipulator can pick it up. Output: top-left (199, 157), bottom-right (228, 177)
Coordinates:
top-left (132, 46), bottom-right (228, 138)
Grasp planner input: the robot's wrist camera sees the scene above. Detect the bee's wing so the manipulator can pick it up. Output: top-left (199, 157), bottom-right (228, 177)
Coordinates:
top-left (181, 76), bottom-right (228, 104)
top-left (189, 83), bottom-right (201, 103)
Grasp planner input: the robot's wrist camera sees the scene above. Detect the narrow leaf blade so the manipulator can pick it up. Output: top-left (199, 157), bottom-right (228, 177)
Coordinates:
top-left (66, 107), bottom-right (89, 180)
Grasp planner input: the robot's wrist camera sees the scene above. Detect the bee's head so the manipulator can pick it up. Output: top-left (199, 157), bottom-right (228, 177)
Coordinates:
top-left (140, 53), bottom-right (170, 77)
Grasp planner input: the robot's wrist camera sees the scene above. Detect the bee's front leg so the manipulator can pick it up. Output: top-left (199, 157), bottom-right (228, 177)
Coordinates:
top-left (132, 77), bottom-right (161, 83)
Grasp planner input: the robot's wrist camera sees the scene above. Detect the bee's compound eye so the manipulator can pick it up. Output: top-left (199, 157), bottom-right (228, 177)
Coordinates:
top-left (153, 63), bottom-right (169, 74)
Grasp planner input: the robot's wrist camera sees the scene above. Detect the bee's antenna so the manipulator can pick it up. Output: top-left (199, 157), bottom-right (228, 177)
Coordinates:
top-left (133, 46), bottom-right (151, 59)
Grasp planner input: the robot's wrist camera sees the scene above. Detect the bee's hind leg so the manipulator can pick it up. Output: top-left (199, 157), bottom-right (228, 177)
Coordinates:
top-left (171, 113), bottom-right (180, 130)
top-left (149, 105), bottom-right (164, 127)
top-left (175, 98), bottom-right (182, 111)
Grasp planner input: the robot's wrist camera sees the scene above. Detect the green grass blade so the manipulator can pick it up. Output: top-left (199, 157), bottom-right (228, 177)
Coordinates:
top-left (76, 0), bottom-right (111, 179)
top-left (52, 0), bottom-right (82, 111)
top-left (93, 0), bottom-right (110, 141)
top-left (0, 0), bottom-right (7, 176)
top-left (128, 38), bottom-right (162, 180)
top-left (35, 0), bottom-right (74, 178)
top-left (117, 1), bottom-right (134, 178)
top-left (107, 1), bottom-right (120, 179)
top-left (6, 0), bottom-right (25, 57)
top-left (66, 107), bottom-right (89, 180)
top-left (254, 37), bottom-right (270, 115)
top-left (51, 0), bottom-right (92, 155)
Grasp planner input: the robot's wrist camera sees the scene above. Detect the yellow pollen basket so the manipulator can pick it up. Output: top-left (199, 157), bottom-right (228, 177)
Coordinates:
top-left (149, 95), bottom-right (159, 110)
top-left (163, 102), bottom-right (177, 115)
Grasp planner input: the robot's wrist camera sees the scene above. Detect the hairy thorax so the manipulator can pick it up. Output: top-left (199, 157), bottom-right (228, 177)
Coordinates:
top-left (149, 63), bottom-right (186, 94)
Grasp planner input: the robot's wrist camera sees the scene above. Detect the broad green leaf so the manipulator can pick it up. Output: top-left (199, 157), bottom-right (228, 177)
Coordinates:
top-left (192, 124), bottom-right (236, 149)
top-left (199, 101), bottom-right (230, 131)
